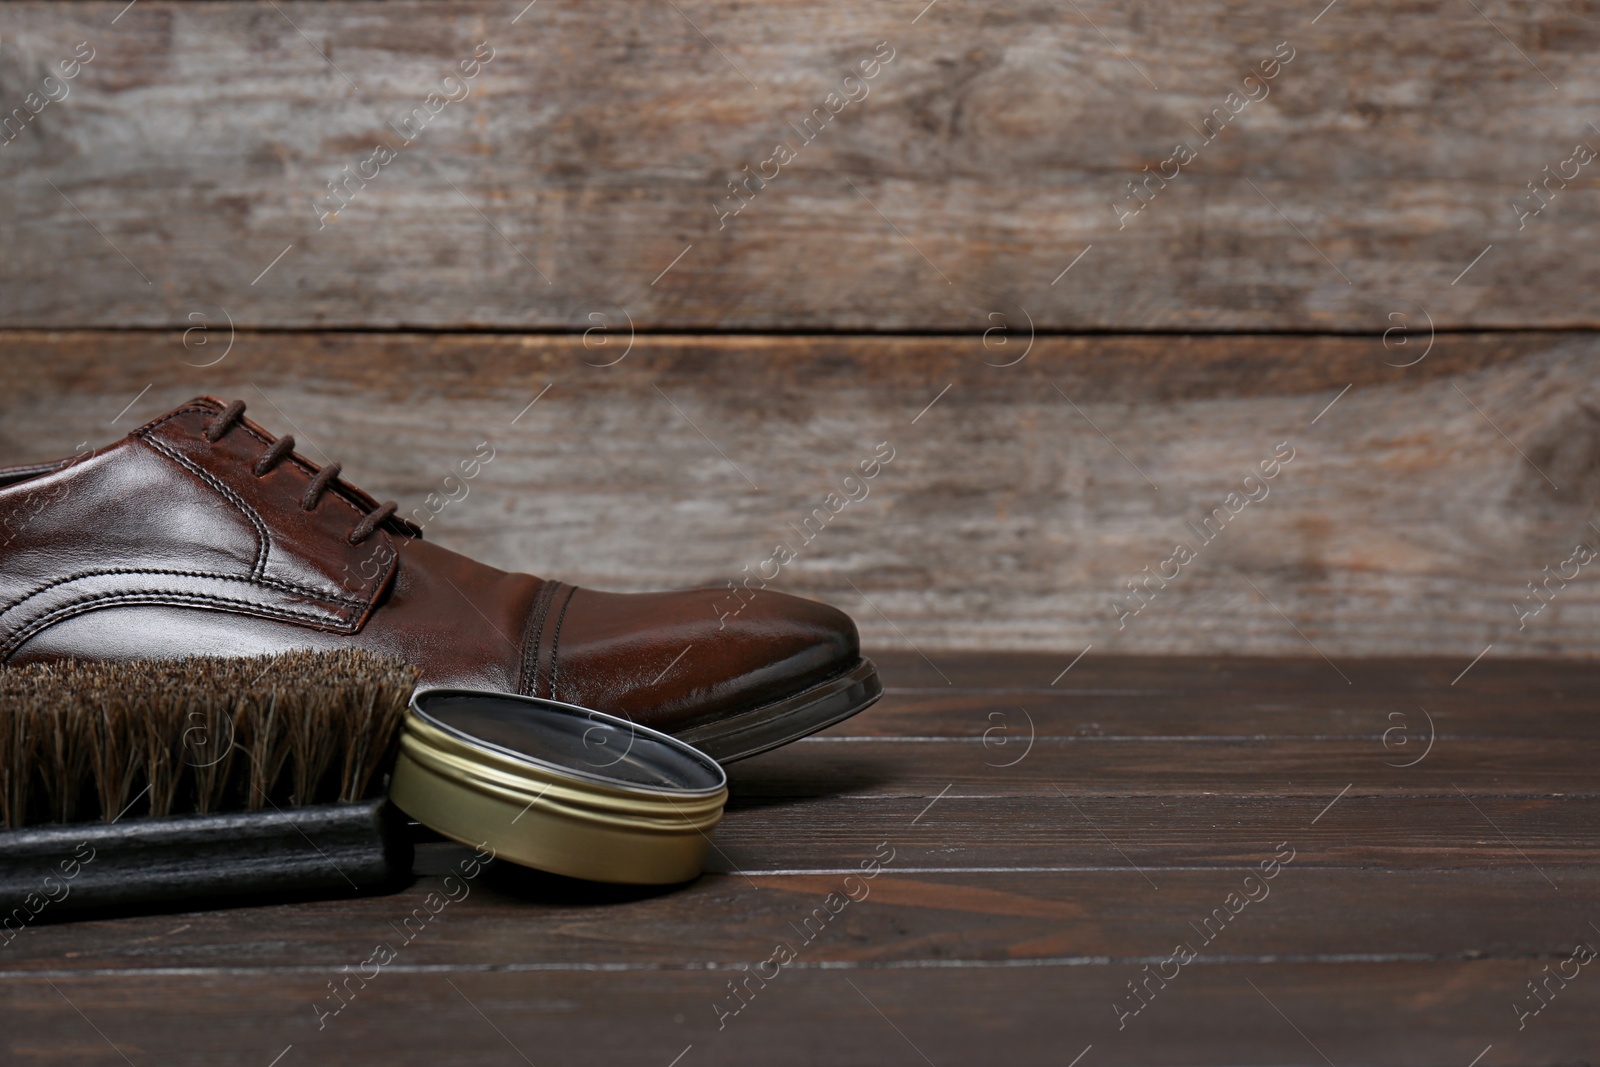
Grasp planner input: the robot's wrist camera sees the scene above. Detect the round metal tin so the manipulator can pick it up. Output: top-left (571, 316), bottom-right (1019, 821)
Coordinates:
top-left (388, 688), bottom-right (728, 885)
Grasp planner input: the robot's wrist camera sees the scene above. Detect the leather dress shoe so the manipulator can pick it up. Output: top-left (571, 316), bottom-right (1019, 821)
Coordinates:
top-left (0, 397), bottom-right (880, 762)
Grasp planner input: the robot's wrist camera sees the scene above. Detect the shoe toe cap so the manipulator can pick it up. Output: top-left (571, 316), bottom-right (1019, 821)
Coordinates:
top-left (546, 585), bottom-right (860, 730)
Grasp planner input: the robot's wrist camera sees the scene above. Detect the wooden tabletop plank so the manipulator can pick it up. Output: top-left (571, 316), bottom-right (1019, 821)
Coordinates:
top-left (2, 2), bottom-right (1597, 332)
top-left (730, 736), bottom-right (1600, 797)
top-left (706, 794), bottom-right (1600, 871)
top-left (868, 651), bottom-right (1600, 695)
top-left (835, 690), bottom-right (1600, 741)
top-left (2, 851), bottom-right (1594, 974)
top-left (4, 961), bottom-right (1593, 1066)
top-left (3, 651), bottom-right (1594, 1060)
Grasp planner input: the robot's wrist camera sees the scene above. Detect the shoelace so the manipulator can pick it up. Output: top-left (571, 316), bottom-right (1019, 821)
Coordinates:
top-left (203, 400), bottom-right (398, 546)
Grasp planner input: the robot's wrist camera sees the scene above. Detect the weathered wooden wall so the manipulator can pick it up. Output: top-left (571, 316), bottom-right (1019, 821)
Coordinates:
top-left (0, 0), bottom-right (1595, 656)
top-left (0, 1), bottom-right (1597, 330)
top-left (2, 329), bottom-right (1596, 659)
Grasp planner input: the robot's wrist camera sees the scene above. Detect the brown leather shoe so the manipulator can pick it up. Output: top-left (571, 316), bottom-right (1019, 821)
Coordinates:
top-left (0, 397), bottom-right (880, 762)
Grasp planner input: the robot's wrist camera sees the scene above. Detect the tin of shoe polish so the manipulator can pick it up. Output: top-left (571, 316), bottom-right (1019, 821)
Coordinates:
top-left (388, 689), bottom-right (727, 885)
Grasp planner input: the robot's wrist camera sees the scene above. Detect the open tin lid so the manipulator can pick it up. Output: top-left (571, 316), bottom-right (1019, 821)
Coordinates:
top-left (388, 689), bottom-right (728, 885)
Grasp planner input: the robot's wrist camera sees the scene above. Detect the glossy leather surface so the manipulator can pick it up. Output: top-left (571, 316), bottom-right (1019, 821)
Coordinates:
top-left (0, 397), bottom-right (862, 735)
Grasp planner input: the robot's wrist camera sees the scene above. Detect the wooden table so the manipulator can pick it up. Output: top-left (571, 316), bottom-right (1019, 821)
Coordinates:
top-left (4, 651), bottom-right (1596, 1065)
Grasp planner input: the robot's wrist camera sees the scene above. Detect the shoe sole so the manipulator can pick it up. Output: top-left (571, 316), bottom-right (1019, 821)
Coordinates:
top-left (674, 658), bottom-right (883, 764)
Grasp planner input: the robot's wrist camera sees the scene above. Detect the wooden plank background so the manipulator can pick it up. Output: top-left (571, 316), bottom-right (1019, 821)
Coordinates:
top-left (0, 1), bottom-right (1597, 331)
top-left (2, 329), bottom-right (1596, 658)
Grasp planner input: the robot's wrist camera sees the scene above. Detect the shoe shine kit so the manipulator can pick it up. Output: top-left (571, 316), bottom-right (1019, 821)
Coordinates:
top-left (0, 396), bottom-right (882, 924)
top-left (0, 649), bottom-right (729, 921)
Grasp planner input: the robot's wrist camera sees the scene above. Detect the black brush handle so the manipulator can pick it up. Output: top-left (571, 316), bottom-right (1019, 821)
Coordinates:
top-left (0, 799), bottom-right (412, 919)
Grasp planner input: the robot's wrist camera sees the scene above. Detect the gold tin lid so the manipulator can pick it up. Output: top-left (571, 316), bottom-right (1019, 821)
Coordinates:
top-left (388, 688), bottom-right (728, 885)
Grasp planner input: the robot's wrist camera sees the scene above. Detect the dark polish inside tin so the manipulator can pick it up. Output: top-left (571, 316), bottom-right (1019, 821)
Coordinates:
top-left (412, 691), bottom-right (725, 793)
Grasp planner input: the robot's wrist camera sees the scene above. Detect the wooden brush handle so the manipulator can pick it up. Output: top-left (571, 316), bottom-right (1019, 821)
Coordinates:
top-left (0, 799), bottom-right (412, 921)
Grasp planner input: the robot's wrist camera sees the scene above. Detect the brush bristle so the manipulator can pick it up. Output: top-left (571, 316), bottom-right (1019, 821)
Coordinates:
top-left (0, 650), bottom-right (418, 829)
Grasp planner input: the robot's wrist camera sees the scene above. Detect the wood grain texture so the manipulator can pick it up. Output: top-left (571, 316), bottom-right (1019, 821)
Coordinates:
top-left (702, 794), bottom-right (1600, 871)
top-left (0, 1), bottom-right (1595, 331)
top-left (839, 689), bottom-right (1600, 740)
top-left (7, 657), bottom-right (1597, 1065)
top-left (5, 860), bottom-right (1598, 973)
top-left (3, 329), bottom-right (1597, 657)
top-left (730, 736), bottom-right (1600, 796)
top-left (4, 963), bottom-right (1597, 1066)
top-left (866, 650), bottom-right (1600, 693)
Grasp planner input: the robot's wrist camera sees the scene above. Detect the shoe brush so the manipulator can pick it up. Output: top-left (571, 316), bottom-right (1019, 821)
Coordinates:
top-left (0, 650), bottom-right (418, 923)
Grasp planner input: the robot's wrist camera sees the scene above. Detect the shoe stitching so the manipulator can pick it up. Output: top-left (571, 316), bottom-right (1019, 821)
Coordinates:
top-left (112, 404), bottom-right (385, 607)
top-left (137, 401), bottom-right (374, 519)
top-left (0, 566), bottom-right (371, 618)
top-left (1, 404), bottom-right (394, 660)
top-left (518, 579), bottom-right (561, 698)
top-left (130, 404), bottom-right (219, 436)
top-left (547, 585), bottom-right (578, 702)
top-left (1, 589), bottom-right (354, 662)
top-left (136, 432), bottom-right (271, 580)
top-left (0, 459), bottom-right (75, 481)
top-left (4, 405), bottom-right (394, 658)
top-left (223, 419), bottom-right (374, 519)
